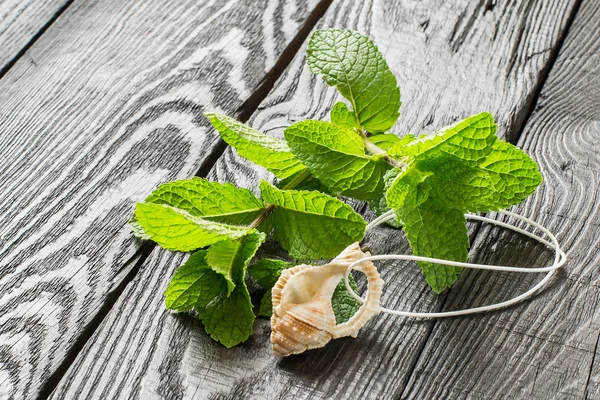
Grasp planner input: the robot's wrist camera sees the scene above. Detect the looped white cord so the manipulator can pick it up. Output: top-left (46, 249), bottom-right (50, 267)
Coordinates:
top-left (346, 209), bottom-right (566, 318)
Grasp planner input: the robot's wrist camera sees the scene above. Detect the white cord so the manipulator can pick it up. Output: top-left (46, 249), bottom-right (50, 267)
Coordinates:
top-left (345, 209), bottom-right (566, 318)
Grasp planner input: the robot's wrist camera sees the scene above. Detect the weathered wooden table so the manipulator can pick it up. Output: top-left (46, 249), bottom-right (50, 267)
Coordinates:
top-left (0, 0), bottom-right (598, 398)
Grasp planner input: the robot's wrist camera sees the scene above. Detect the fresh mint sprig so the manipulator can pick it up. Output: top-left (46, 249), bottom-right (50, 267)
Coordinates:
top-left (130, 29), bottom-right (542, 348)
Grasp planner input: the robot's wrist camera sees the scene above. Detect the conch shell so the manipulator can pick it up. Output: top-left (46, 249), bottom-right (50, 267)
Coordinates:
top-left (271, 243), bottom-right (384, 356)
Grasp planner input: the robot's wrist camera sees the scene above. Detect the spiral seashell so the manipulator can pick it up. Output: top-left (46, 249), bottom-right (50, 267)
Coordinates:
top-left (271, 243), bottom-right (384, 356)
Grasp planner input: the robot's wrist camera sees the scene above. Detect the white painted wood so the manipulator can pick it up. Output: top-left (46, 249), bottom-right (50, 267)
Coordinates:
top-left (0, 0), bottom-right (69, 73)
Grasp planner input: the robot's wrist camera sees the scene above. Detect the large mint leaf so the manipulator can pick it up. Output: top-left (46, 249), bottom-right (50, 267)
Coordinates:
top-left (164, 251), bottom-right (226, 312)
top-left (396, 198), bottom-right (468, 294)
top-left (417, 142), bottom-right (542, 212)
top-left (134, 203), bottom-right (252, 251)
top-left (389, 112), bottom-right (497, 162)
top-left (387, 147), bottom-right (542, 213)
top-left (207, 232), bottom-right (265, 295)
top-left (307, 29), bottom-right (400, 133)
top-left (285, 120), bottom-right (391, 200)
top-left (473, 140), bottom-right (543, 210)
top-left (387, 113), bottom-right (542, 213)
top-left (330, 101), bottom-right (357, 131)
top-left (201, 280), bottom-right (255, 348)
top-left (206, 113), bottom-right (305, 179)
top-left (386, 166), bottom-right (433, 211)
top-left (143, 177), bottom-right (264, 225)
top-left (260, 181), bottom-right (366, 259)
top-left (384, 113), bottom-right (542, 293)
top-left (197, 234), bottom-right (263, 348)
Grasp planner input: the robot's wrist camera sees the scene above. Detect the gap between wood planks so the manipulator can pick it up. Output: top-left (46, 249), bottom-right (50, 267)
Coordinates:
top-left (585, 331), bottom-right (600, 397)
top-left (33, 0), bottom-right (334, 398)
top-left (398, 0), bottom-right (585, 396)
top-left (0, 0), bottom-right (77, 80)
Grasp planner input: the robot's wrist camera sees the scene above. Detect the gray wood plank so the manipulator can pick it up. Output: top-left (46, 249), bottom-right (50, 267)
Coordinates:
top-left (50, 0), bottom-right (583, 399)
top-left (0, 0), bottom-right (324, 398)
top-left (0, 0), bottom-right (70, 74)
top-left (402, 1), bottom-right (600, 398)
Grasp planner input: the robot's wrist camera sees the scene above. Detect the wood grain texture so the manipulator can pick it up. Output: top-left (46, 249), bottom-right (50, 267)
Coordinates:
top-left (402, 1), bottom-right (600, 398)
top-left (51, 0), bottom-right (583, 399)
top-left (0, 0), bottom-right (322, 398)
top-left (0, 0), bottom-right (70, 74)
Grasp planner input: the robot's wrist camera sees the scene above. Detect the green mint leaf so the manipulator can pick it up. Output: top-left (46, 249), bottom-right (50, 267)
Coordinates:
top-left (385, 113), bottom-right (542, 292)
top-left (285, 120), bottom-right (391, 200)
top-left (196, 234), bottom-right (263, 348)
top-left (207, 232), bottom-right (266, 295)
top-left (144, 177), bottom-right (264, 225)
top-left (389, 112), bottom-right (497, 162)
top-left (330, 101), bottom-right (357, 130)
top-left (258, 289), bottom-right (273, 317)
top-left (474, 140), bottom-right (543, 210)
top-left (165, 251), bottom-right (226, 312)
top-left (413, 156), bottom-right (493, 211)
top-left (386, 166), bottom-right (432, 211)
top-left (277, 170), bottom-right (329, 193)
top-left (307, 29), bottom-right (401, 133)
top-left (331, 275), bottom-right (361, 324)
top-left (201, 281), bottom-right (255, 348)
top-left (134, 203), bottom-right (252, 251)
top-left (128, 215), bottom-right (150, 239)
top-left (417, 143), bottom-right (542, 212)
top-left (367, 133), bottom-right (407, 151)
top-left (257, 213), bottom-right (274, 236)
top-left (197, 237), bottom-right (256, 349)
top-left (397, 198), bottom-right (468, 293)
top-left (259, 181), bottom-right (366, 259)
top-left (206, 113), bottom-right (306, 179)
top-left (248, 258), bottom-right (291, 288)
top-left (387, 114), bottom-right (542, 213)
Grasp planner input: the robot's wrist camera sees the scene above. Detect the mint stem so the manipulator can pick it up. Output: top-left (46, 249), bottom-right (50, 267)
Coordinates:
top-left (362, 136), bottom-right (406, 169)
top-left (249, 169), bottom-right (312, 229)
